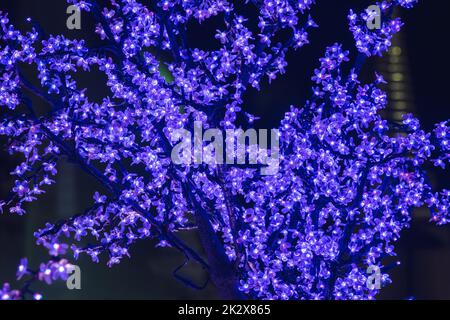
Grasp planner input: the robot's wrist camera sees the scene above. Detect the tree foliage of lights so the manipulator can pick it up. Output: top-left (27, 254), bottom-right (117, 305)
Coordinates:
top-left (1, 0), bottom-right (449, 300)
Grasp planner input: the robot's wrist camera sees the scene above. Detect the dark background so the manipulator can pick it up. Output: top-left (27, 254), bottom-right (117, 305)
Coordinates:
top-left (0, 0), bottom-right (449, 299)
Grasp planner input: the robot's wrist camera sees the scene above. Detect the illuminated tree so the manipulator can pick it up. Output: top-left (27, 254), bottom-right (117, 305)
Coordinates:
top-left (1, 0), bottom-right (448, 300)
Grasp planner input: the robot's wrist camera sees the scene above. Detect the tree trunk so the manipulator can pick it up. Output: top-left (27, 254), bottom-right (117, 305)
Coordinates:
top-left (195, 209), bottom-right (247, 300)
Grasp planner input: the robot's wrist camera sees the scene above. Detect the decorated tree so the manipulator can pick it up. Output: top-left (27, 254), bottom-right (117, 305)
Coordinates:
top-left (0, 0), bottom-right (448, 300)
